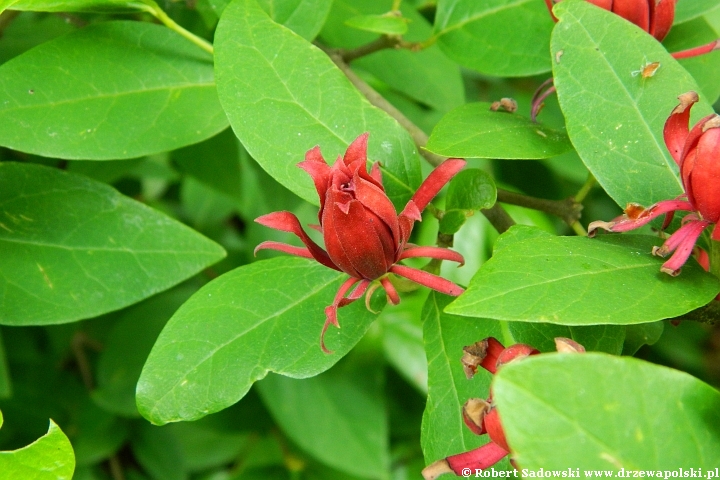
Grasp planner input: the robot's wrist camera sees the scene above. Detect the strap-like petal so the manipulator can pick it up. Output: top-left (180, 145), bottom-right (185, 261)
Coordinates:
top-left (650, 0), bottom-right (674, 41)
top-left (254, 241), bottom-right (313, 259)
top-left (407, 159), bottom-right (466, 213)
top-left (663, 91), bottom-right (698, 166)
top-left (390, 265), bottom-right (464, 296)
top-left (322, 276), bottom-right (361, 354)
top-left (588, 199), bottom-right (694, 235)
top-left (399, 246), bottom-right (465, 266)
top-left (255, 211), bottom-right (339, 271)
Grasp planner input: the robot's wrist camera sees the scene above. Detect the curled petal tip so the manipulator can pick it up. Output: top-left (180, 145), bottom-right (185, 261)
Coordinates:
top-left (661, 265), bottom-right (682, 277)
top-left (587, 220), bottom-right (614, 236)
top-left (421, 460), bottom-right (453, 480)
top-left (702, 115), bottom-right (720, 132)
top-left (554, 337), bottom-right (586, 354)
top-left (674, 91), bottom-right (699, 114)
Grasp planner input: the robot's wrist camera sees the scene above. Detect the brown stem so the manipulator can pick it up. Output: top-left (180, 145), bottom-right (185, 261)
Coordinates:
top-left (71, 331), bottom-right (96, 391)
top-left (481, 203), bottom-right (515, 234)
top-left (108, 455), bottom-right (126, 480)
top-left (672, 39), bottom-right (720, 60)
top-left (497, 190), bottom-right (583, 226)
top-left (341, 35), bottom-right (401, 63)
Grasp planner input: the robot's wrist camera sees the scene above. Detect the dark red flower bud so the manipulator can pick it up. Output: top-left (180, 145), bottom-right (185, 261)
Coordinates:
top-left (256, 134), bottom-right (467, 352)
top-left (461, 337), bottom-right (505, 378)
top-left (545, 0), bottom-right (675, 41)
top-left (495, 343), bottom-right (540, 370)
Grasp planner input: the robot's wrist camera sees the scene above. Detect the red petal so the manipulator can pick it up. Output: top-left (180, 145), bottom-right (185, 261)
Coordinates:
top-left (253, 241), bottom-right (314, 259)
top-left (688, 124), bottom-right (720, 222)
top-left (255, 211), bottom-right (339, 271)
top-left (338, 279), bottom-right (371, 308)
top-left (659, 220), bottom-right (711, 276)
top-left (587, 199), bottom-right (694, 235)
top-left (613, 0), bottom-right (650, 32)
top-left (324, 194), bottom-right (391, 279)
top-left (462, 398), bottom-right (491, 435)
top-left (298, 148), bottom-right (331, 219)
top-left (587, 0), bottom-right (613, 10)
top-left (354, 171), bottom-right (401, 246)
top-left (398, 200), bottom-right (422, 247)
top-left (370, 162), bottom-right (383, 184)
top-left (653, 217), bottom-right (710, 257)
top-left (380, 277), bottom-right (400, 305)
top-left (444, 442), bottom-right (509, 474)
top-left (322, 276), bottom-right (361, 354)
top-left (407, 159), bottom-right (466, 213)
top-left (390, 265), bottom-right (464, 296)
top-left (343, 133), bottom-right (369, 168)
top-left (399, 246), bottom-right (465, 266)
top-left (649, 0), bottom-right (675, 41)
top-left (484, 408), bottom-right (509, 452)
top-left (664, 91), bottom-right (698, 166)
top-left (496, 344), bottom-right (540, 370)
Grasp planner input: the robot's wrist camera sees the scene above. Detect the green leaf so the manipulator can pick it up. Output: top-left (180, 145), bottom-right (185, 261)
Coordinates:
top-left (70, 399), bottom-right (129, 467)
top-left (9, 0), bottom-right (145, 12)
top-left (136, 257), bottom-right (379, 425)
top-left (256, 0), bottom-right (334, 40)
top-left (320, 0), bottom-right (464, 113)
top-left (257, 351), bottom-right (389, 479)
top-left (662, 16), bottom-right (720, 104)
top-left (494, 353), bottom-right (720, 468)
top-left (0, 21), bottom-right (228, 160)
top-left (93, 286), bottom-right (197, 417)
top-left (508, 322), bottom-right (626, 355)
top-left (446, 234), bottom-right (720, 325)
top-left (433, 0), bottom-right (554, 77)
top-left (439, 169), bottom-right (497, 235)
top-left (551, 1), bottom-right (714, 207)
top-left (167, 421), bottom-right (249, 472)
top-left (420, 292), bottom-right (508, 466)
top-left (215, 0), bottom-right (422, 210)
top-left (345, 14), bottom-right (408, 35)
top-left (622, 321), bottom-right (664, 355)
top-left (0, 414), bottom-right (75, 480)
top-left (426, 103), bottom-right (573, 159)
top-left (675, 0), bottom-right (720, 24)
top-left (0, 163), bottom-right (225, 326)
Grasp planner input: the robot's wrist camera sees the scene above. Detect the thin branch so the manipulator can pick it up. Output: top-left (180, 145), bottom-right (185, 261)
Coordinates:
top-left (108, 455), bottom-right (126, 480)
top-left (496, 190), bottom-right (583, 226)
top-left (481, 204), bottom-right (515, 234)
top-left (341, 35), bottom-right (401, 63)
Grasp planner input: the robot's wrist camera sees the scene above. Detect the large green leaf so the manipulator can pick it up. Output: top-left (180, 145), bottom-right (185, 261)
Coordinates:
top-left (257, 350), bottom-right (389, 479)
top-left (420, 292), bottom-right (507, 466)
top-left (426, 103), bottom-right (573, 160)
top-left (256, 0), bottom-right (333, 40)
top-left (320, 0), bottom-right (464, 113)
top-left (551, 1), bottom-right (713, 207)
top-left (215, 0), bottom-right (422, 209)
top-left (136, 257), bottom-right (379, 425)
top-left (446, 234), bottom-right (720, 325)
top-left (0, 163), bottom-right (225, 326)
top-left (0, 412), bottom-right (75, 480)
top-left (433, 0), bottom-right (553, 77)
top-left (494, 353), bottom-right (720, 468)
top-left (0, 21), bottom-right (228, 160)
top-left (675, 0), bottom-right (720, 24)
top-left (8, 0), bottom-right (143, 12)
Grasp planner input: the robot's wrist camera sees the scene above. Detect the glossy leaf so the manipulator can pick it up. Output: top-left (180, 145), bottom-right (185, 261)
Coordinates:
top-left (214, 0), bottom-right (422, 209)
top-left (8, 0), bottom-right (145, 12)
top-left (662, 16), bottom-right (720, 104)
top-left (256, 0), bottom-right (333, 40)
top-left (136, 257), bottom-right (379, 425)
top-left (675, 0), bottom-right (720, 24)
top-left (439, 169), bottom-right (497, 235)
top-left (0, 21), bottom-right (228, 160)
top-left (433, 0), bottom-right (554, 76)
top-left (622, 321), bottom-right (664, 355)
top-left (0, 163), bottom-right (225, 326)
top-left (551, 1), bottom-right (714, 207)
top-left (420, 292), bottom-right (508, 466)
top-left (257, 351), bottom-right (389, 479)
top-left (446, 234), bottom-right (720, 325)
top-left (494, 353), bottom-right (720, 468)
top-left (508, 323), bottom-right (626, 355)
top-left (320, 0), bottom-right (464, 113)
top-left (130, 423), bottom-right (186, 480)
top-left (426, 103), bottom-right (573, 159)
top-left (345, 14), bottom-right (408, 35)
top-left (0, 414), bottom-right (75, 480)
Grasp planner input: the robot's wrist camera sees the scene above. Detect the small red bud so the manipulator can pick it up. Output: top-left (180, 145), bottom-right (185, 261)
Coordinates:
top-left (462, 398), bottom-right (491, 435)
top-left (495, 343), bottom-right (539, 370)
top-left (461, 337), bottom-right (505, 377)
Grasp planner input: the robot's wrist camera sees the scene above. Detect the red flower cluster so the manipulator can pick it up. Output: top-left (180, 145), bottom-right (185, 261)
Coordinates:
top-left (545, 0), bottom-right (675, 41)
top-left (255, 134), bottom-right (466, 353)
top-left (422, 338), bottom-right (585, 479)
top-left (589, 92), bottom-right (720, 276)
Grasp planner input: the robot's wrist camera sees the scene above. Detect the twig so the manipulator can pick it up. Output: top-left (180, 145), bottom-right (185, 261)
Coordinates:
top-left (496, 190), bottom-right (583, 226)
top-left (108, 455), bottom-right (126, 480)
top-left (481, 204), bottom-right (515, 234)
top-left (341, 35), bottom-right (401, 63)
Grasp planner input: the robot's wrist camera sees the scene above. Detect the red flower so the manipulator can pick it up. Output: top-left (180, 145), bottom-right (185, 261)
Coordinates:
top-left (255, 134), bottom-right (466, 353)
top-left (545, 0), bottom-right (675, 41)
top-left (422, 338), bottom-right (585, 480)
top-left (589, 91), bottom-right (720, 276)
